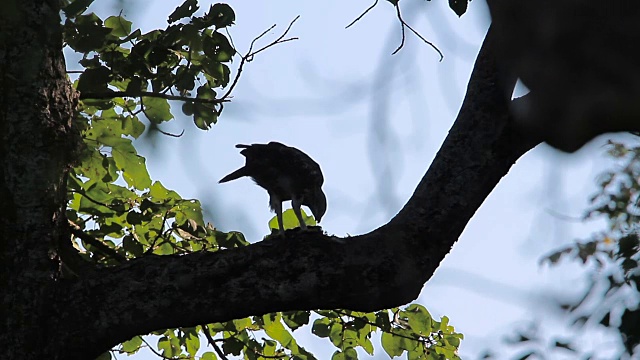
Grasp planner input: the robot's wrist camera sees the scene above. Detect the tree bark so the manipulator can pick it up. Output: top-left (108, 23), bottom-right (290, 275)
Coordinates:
top-left (0, 2), bottom-right (540, 358)
top-left (0, 0), bottom-right (78, 358)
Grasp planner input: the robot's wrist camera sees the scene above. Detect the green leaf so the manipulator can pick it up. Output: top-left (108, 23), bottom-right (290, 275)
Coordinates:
top-left (201, 352), bottom-right (217, 360)
top-left (105, 15), bottom-right (132, 37)
top-left (175, 199), bottom-right (205, 226)
top-left (222, 337), bottom-right (244, 356)
top-left (381, 332), bottom-right (406, 358)
top-left (405, 304), bottom-right (433, 335)
top-left (203, 32), bottom-right (235, 62)
top-left (94, 351), bottom-right (112, 360)
top-left (122, 234), bottom-right (144, 257)
top-left (121, 335), bottom-right (143, 353)
top-left (269, 208), bottom-right (315, 231)
top-left (183, 328), bottom-right (201, 355)
top-left (209, 3), bottom-right (235, 28)
top-left (142, 97), bottom-right (173, 123)
top-left (158, 335), bottom-right (181, 357)
top-left (77, 66), bottom-right (111, 93)
top-left (111, 142), bottom-right (152, 190)
top-left (312, 318), bottom-right (331, 338)
top-left (263, 314), bottom-right (294, 348)
top-left (63, 0), bottom-right (95, 18)
top-left (283, 311), bottom-right (310, 331)
top-left (329, 322), bottom-right (343, 347)
top-left (168, 0), bottom-right (199, 23)
top-left (122, 115), bottom-right (145, 138)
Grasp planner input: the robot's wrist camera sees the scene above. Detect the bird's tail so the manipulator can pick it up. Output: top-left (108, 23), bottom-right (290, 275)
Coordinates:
top-left (219, 167), bottom-right (249, 183)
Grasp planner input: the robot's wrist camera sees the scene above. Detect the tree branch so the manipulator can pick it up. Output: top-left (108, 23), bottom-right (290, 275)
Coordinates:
top-left (57, 26), bottom-right (542, 359)
top-left (68, 220), bottom-right (128, 263)
top-left (78, 91), bottom-right (229, 105)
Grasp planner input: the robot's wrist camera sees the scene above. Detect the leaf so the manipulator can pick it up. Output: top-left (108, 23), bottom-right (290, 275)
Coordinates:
top-left (168, 0), bottom-right (199, 23)
top-left (269, 209), bottom-right (313, 231)
top-left (283, 311), bottom-right (310, 331)
top-left (77, 66), bottom-right (111, 93)
top-left (209, 3), bottom-right (235, 28)
top-left (222, 337), bottom-right (244, 356)
top-left (312, 318), bottom-right (331, 338)
top-left (142, 97), bottom-right (174, 123)
top-left (201, 352), bottom-right (217, 360)
top-left (448, 0), bottom-right (468, 17)
top-left (183, 328), bottom-right (201, 356)
top-left (121, 335), bottom-right (143, 353)
top-left (111, 142), bottom-right (152, 190)
top-left (329, 322), bottom-right (343, 347)
top-left (263, 314), bottom-right (294, 348)
top-left (122, 115), bottom-right (145, 138)
top-left (203, 32), bottom-right (235, 62)
top-left (158, 335), bottom-right (181, 357)
top-left (94, 351), bottom-right (112, 360)
top-left (105, 15), bottom-right (132, 37)
top-left (381, 332), bottom-right (405, 358)
top-left (63, 0), bottom-right (95, 18)
top-left (405, 304), bottom-right (433, 335)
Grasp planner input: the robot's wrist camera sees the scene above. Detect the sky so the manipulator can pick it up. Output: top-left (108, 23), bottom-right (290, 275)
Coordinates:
top-left (75, 0), bottom-right (629, 358)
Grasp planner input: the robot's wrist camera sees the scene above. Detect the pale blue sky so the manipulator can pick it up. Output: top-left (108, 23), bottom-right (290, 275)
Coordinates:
top-left (73, 0), bottom-right (628, 358)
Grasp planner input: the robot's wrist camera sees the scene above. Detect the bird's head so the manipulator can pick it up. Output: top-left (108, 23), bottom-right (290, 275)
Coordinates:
top-left (305, 187), bottom-right (327, 223)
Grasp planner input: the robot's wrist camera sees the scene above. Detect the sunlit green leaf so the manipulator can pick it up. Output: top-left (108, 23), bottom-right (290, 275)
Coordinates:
top-left (105, 15), bottom-right (132, 37)
top-left (142, 97), bottom-right (173, 123)
top-left (121, 335), bottom-right (143, 354)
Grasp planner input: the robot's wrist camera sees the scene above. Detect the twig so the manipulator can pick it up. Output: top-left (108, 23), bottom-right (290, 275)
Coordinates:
top-left (146, 211), bottom-right (172, 254)
top-left (392, 4), bottom-right (443, 60)
top-left (68, 189), bottom-right (115, 210)
top-left (140, 337), bottom-right (182, 360)
top-left (202, 324), bottom-right (230, 360)
top-left (68, 220), bottom-right (128, 263)
top-left (220, 16), bottom-right (300, 101)
top-left (345, 0), bottom-right (379, 29)
top-left (156, 128), bottom-right (185, 138)
top-left (391, 4), bottom-right (407, 55)
top-left (79, 90), bottom-right (229, 104)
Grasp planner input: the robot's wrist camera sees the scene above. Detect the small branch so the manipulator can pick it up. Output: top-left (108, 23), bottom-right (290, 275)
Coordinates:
top-left (140, 337), bottom-right (181, 360)
top-left (249, 16), bottom-right (300, 58)
top-left (156, 128), bottom-right (185, 138)
top-left (346, 0), bottom-right (379, 29)
top-left (146, 211), bottom-right (171, 254)
top-left (202, 324), bottom-right (229, 360)
top-left (68, 189), bottom-right (115, 210)
top-left (69, 220), bottom-right (128, 263)
top-left (391, 4), bottom-right (407, 55)
top-left (220, 16), bottom-right (300, 101)
top-left (79, 91), bottom-right (229, 105)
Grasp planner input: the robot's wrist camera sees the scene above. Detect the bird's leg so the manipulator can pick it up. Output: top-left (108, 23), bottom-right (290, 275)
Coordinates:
top-left (269, 194), bottom-right (285, 236)
top-left (291, 196), bottom-right (308, 230)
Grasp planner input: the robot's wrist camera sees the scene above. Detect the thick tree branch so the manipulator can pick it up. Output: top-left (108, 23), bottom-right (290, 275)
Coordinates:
top-left (57, 27), bottom-right (542, 359)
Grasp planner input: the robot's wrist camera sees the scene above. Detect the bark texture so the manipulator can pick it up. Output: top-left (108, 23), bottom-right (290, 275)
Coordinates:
top-left (0, 3), bottom-right (540, 359)
top-left (0, 0), bottom-right (78, 358)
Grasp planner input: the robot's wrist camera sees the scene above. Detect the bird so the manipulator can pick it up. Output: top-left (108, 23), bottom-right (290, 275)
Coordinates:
top-left (219, 142), bottom-right (326, 235)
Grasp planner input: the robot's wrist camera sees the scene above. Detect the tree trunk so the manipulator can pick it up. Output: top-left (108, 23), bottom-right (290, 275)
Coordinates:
top-left (0, 0), bottom-right (77, 358)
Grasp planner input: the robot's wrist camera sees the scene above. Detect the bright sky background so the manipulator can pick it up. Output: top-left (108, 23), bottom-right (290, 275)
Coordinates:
top-left (74, 0), bottom-right (631, 358)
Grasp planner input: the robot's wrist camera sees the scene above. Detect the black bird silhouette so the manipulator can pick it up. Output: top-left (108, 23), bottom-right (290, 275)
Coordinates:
top-left (219, 142), bottom-right (326, 235)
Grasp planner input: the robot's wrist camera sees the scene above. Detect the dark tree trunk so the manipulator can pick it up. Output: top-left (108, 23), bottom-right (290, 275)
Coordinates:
top-left (0, 2), bottom-right (540, 359)
top-left (0, 0), bottom-right (77, 358)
